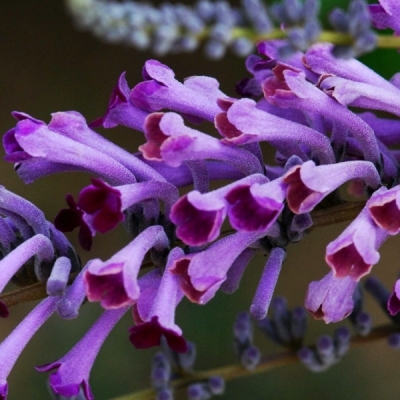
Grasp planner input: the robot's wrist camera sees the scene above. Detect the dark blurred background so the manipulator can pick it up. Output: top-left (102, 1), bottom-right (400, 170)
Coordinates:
top-left (1, 1), bottom-right (400, 399)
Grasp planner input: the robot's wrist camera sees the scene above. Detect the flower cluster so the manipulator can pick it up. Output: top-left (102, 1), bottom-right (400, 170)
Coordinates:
top-left (2, 4), bottom-right (400, 396)
top-left (65, 0), bottom-right (398, 59)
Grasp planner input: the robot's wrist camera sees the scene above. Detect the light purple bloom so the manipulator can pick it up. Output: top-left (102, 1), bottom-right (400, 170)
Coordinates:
top-left (325, 206), bottom-right (388, 281)
top-left (3, 113), bottom-right (135, 185)
top-left (170, 174), bottom-right (267, 246)
top-left (84, 226), bottom-right (169, 309)
top-left (131, 60), bottom-right (225, 122)
top-left (82, 178), bottom-right (178, 229)
top-left (367, 185), bottom-right (400, 235)
top-left (0, 297), bottom-right (58, 399)
top-left (171, 231), bottom-right (266, 304)
top-left (215, 98), bottom-right (335, 165)
top-left (304, 43), bottom-right (397, 90)
top-left (90, 72), bottom-right (148, 130)
top-left (284, 160), bottom-right (380, 214)
top-left (305, 272), bottom-right (357, 323)
top-left (140, 112), bottom-right (263, 175)
top-left (369, 0), bottom-right (400, 34)
top-left (129, 248), bottom-right (187, 352)
top-left (319, 73), bottom-right (400, 119)
top-left (39, 110), bottom-right (164, 182)
top-left (263, 67), bottom-right (381, 166)
top-left (225, 177), bottom-right (287, 232)
top-left (37, 307), bottom-right (128, 400)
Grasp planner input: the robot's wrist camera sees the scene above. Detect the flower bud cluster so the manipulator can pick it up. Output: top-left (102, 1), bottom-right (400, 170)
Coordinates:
top-left (65, 0), bottom-right (392, 59)
top-left (66, 0), bottom-right (271, 58)
top-left (234, 312), bottom-right (261, 370)
top-left (329, 0), bottom-right (377, 58)
top-left (258, 297), bottom-right (307, 348)
top-left (298, 327), bottom-right (351, 372)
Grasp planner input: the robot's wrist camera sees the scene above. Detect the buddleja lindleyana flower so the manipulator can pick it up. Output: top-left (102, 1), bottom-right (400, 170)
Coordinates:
top-left (4, 33), bottom-right (400, 399)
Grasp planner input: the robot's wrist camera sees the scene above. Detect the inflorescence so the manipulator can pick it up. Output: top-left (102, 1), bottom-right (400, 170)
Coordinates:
top-left (64, 0), bottom-right (397, 59)
top-left (3, 0), bottom-right (400, 399)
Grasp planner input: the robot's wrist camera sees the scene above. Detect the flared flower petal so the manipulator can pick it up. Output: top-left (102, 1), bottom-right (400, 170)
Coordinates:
top-left (215, 98), bottom-right (335, 165)
top-left (91, 72), bottom-right (148, 130)
top-left (367, 186), bottom-right (400, 235)
top-left (305, 272), bottom-right (357, 323)
top-left (370, 0), bottom-right (400, 34)
top-left (225, 178), bottom-right (286, 232)
top-left (130, 248), bottom-right (187, 352)
top-left (263, 68), bottom-right (381, 166)
top-left (37, 308), bottom-right (128, 400)
top-left (0, 297), bottom-right (58, 400)
top-left (3, 113), bottom-right (136, 185)
top-left (284, 160), bottom-right (380, 214)
top-left (170, 174), bottom-right (267, 246)
top-left (131, 60), bottom-right (225, 122)
top-left (140, 112), bottom-right (262, 175)
top-left (325, 206), bottom-right (388, 281)
top-left (171, 232), bottom-right (266, 304)
top-left (84, 226), bottom-right (169, 309)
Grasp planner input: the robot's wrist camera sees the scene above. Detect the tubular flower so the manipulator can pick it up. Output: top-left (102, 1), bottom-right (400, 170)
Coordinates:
top-left (4, 40), bottom-right (400, 398)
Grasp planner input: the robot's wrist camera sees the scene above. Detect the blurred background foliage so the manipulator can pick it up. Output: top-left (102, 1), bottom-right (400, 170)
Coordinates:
top-left (1, 0), bottom-right (400, 399)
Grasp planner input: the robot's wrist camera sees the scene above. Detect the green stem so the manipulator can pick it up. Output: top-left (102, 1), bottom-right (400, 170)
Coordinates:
top-left (111, 322), bottom-right (400, 400)
top-left (230, 28), bottom-right (400, 49)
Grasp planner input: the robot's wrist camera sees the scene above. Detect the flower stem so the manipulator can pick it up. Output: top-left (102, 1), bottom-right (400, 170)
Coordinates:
top-left (111, 322), bottom-right (400, 400)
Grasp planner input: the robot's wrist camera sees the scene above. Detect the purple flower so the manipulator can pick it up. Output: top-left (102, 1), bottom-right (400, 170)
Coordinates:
top-left (54, 194), bottom-right (92, 251)
top-left (0, 297), bottom-right (58, 399)
top-left (129, 248), bottom-right (187, 353)
top-left (170, 174), bottom-right (267, 246)
top-left (131, 60), bottom-right (225, 122)
top-left (263, 66), bottom-right (381, 166)
top-left (284, 160), bottom-right (380, 214)
top-left (325, 206), bottom-right (388, 281)
top-left (319, 73), bottom-right (400, 119)
top-left (37, 307), bottom-right (128, 400)
top-left (171, 231), bottom-right (266, 304)
top-left (304, 43), bottom-right (397, 90)
top-left (388, 279), bottom-right (400, 316)
top-left (77, 178), bottom-right (178, 234)
top-left (3, 113), bottom-right (136, 185)
top-left (305, 272), bottom-right (357, 323)
top-left (76, 179), bottom-right (124, 234)
top-left (140, 112), bottom-right (262, 175)
top-left (367, 186), bottom-right (400, 235)
top-left (225, 177), bottom-right (287, 232)
top-left (215, 98), bottom-right (335, 165)
top-left (369, 0), bottom-right (400, 34)
top-left (84, 226), bottom-right (169, 309)
top-left (90, 72), bottom-right (148, 130)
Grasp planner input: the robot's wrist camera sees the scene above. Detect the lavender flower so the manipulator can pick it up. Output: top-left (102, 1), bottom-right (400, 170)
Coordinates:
top-left (84, 226), bottom-right (169, 309)
top-left (325, 205), bottom-right (388, 281)
top-left (370, 0), bottom-right (400, 34)
top-left (305, 272), bottom-right (358, 323)
top-left (37, 307), bottom-right (128, 400)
